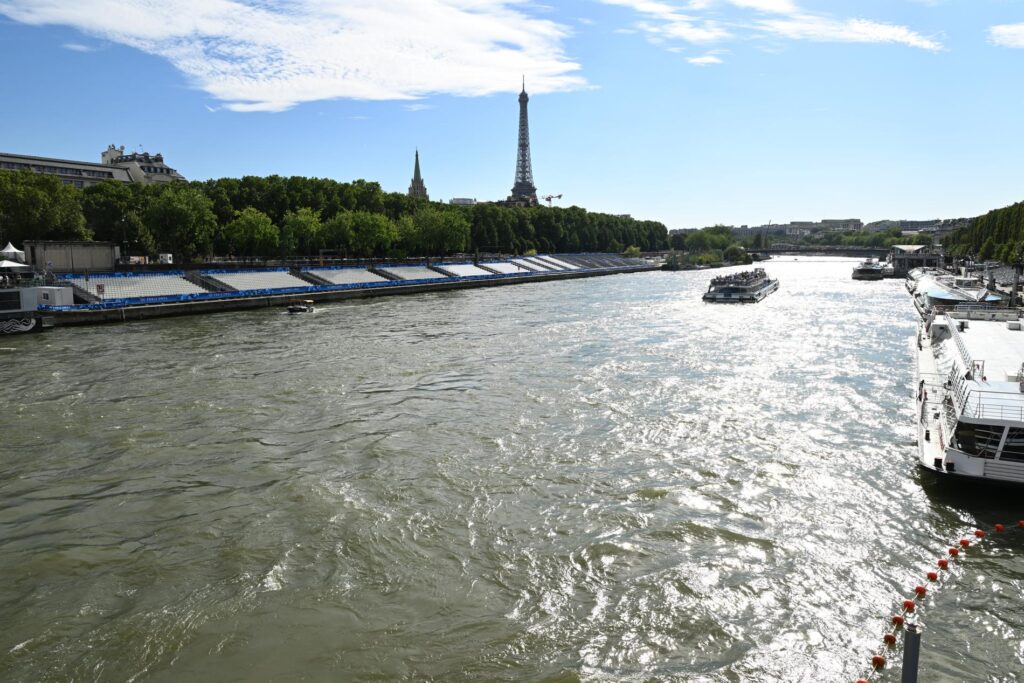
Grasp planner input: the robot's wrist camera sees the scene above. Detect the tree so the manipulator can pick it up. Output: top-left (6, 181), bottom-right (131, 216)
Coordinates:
top-left (225, 207), bottom-right (278, 258)
top-left (281, 207), bottom-right (322, 257)
top-left (0, 170), bottom-right (88, 245)
top-left (350, 211), bottom-right (397, 257)
top-left (144, 185), bottom-right (217, 262)
top-left (414, 206), bottom-right (470, 256)
top-left (81, 181), bottom-right (155, 256)
top-left (322, 212), bottom-right (354, 255)
top-left (623, 245), bottom-right (642, 257)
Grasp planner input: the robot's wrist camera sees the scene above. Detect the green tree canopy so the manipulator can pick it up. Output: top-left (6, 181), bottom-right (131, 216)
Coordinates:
top-left (225, 207), bottom-right (278, 258)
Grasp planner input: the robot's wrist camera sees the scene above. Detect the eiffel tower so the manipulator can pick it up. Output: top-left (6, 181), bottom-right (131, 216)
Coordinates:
top-left (508, 79), bottom-right (538, 206)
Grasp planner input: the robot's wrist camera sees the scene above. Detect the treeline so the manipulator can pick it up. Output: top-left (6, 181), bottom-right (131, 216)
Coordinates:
top-left (801, 227), bottom-right (933, 248)
top-left (0, 170), bottom-right (668, 261)
top-left (667, 225), bottom-right (752, 265)
top-left (944, 200), bottom-right (1024, 261)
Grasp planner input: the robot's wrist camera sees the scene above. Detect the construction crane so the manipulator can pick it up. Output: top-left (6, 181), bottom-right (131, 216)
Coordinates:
top-left (543, 194), bottom-right (562, 208)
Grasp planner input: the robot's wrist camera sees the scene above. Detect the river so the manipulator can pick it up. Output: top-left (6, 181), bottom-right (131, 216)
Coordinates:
top-left (2, 257), bottom-right (1022, 682)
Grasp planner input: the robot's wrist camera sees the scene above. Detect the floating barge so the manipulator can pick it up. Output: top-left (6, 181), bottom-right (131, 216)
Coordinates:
top-left (38, 254), bottom-right (657, 327)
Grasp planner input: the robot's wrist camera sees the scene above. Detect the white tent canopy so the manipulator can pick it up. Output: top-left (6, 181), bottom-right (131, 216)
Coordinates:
top-left (1, 242), bottom-right (25, 263)
top-left (0, 259), bottom-right (30, 270)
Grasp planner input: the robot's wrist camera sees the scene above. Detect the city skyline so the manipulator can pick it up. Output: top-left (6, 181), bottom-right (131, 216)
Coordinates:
top-left (1, 1), bottom-right (1024, 230)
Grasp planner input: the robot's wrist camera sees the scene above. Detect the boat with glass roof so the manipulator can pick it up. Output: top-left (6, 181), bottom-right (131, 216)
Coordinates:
top-left (702, 268), bottom-right (779, 303)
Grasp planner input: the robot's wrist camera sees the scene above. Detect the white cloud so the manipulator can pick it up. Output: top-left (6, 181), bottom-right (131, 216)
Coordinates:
top-left (759, 15), bottom-right (943, 51)
top-left (688, 54), bottom-right (723, 65)
top-left (990, 23), bottom-right (1024, 49)
top-left (599, 0), bottom-right (943, 60)
top-left (61, 42), bottom-right (94, 52)
top-left (402, 103), bottom-right (435, 112)
top-left (0, 0), bottom-right (586, 112)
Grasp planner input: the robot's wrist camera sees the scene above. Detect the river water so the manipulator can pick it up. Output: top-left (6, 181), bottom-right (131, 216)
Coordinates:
top-left (2, 257), bottom-right (1022, 682)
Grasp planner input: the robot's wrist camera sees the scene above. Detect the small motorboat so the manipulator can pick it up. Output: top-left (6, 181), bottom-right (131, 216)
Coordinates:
top-left (287, 299), bottom-right (315, 314)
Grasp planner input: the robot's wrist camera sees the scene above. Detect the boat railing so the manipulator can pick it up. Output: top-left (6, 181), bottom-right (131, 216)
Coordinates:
top-left (951, 377), bottom-right (1024, 423)
top-left (945, 315), bottom-right (974, 370)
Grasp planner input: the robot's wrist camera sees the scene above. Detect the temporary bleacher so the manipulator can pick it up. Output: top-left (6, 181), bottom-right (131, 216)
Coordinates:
top-left (511, 258), bottom-right (551, 272)
top-left (481, 261), bottom-right (533, 275)
top-left (534, 255), bottom-right (580, 270)
top-left (304, 267), bottom-right (389, 285)
top-left (522, 256), bottom-right (564, 271)
top-left (377, 266), bottom-right (449, 281)
top-left (76, 273), bottom-right (208, 300)
top-left (442, 263), bottom-right (494, 277)
top-left (205, 269), bottom-right (310, 291)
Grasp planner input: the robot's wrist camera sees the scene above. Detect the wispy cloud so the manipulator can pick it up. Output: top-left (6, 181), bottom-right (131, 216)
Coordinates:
top-left (61, 42), bottom-right (94, 52)
top-left (0, 0), bottom-right (586, 112)
top-left (402, 103), bottom-right (434, 112)
top-left (599, 0), bottom-right (943, 62)
top-left (688, 54), bottom-right (723, 65)
top-left (989, 23), bottom-right (1024, 49)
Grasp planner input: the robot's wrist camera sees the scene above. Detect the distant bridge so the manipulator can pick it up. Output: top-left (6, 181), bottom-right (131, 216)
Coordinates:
top-left (751, 245), bottom-right (890, 258)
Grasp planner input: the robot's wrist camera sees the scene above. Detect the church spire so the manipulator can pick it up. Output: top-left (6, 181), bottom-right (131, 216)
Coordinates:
top-left (408, 148), bottom-right (428, 200)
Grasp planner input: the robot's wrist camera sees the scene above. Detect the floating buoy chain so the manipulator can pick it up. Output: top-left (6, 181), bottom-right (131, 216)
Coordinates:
top-left (854, 520), bottom-right (1018, 682)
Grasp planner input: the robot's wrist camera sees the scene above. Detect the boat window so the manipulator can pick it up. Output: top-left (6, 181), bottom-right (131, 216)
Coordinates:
top-left (953, 423), bottom-right (1002, 459)
top-left (1001, 428), bottom-right (1024, 463)
top-left (0, 291), bottom-right (20, 311)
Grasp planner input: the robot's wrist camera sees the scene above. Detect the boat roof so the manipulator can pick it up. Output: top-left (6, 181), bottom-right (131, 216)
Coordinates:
top-left (951, 316), bottom-right (1024, 381)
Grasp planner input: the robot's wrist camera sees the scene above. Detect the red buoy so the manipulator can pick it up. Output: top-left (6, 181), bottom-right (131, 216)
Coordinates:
top-left (892, 614), bottom-right (905, 626)
top-left (902, 599), bottom-right (916, 611)
top-left (975, 530), bottom-right (986, 538)
top-left (914, 585), bottom-right (928, 596)
top-left (949, 548), bottom-right (960, 556)
top-left (872, 654), bottom-right (887, 669)
top-left (960, 539), bottom-right (971, 547)
top-left (857, 679), bottom-right (870, 683)
top-left (927, 571), bottom-right (939, 581)
top-left (938, 559), bottom-right (949, 569)
top-left (995, 524), bottom-right (1005, 533)
top-left (884, 633), bottom-right (897, 645)
top-left (1018, 520), bottom-right (1024, 528)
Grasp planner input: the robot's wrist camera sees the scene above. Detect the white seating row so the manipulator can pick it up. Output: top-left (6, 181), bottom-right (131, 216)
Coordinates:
top-left (207, 271), bottom-right (309, 291)
top-left (305, 268), bottom-right (389, 285)
top-left (481, 262), bottom-right (532, 274)
top-left (379, 266), bottom-right (449, 281)
top-left (444, 264), bottom-right (493, 277)
top-left (82, 275), bottom-right (207, 300)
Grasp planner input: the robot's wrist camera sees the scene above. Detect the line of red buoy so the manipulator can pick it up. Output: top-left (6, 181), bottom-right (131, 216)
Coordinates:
top-left (854, 519), bottom-right (1021, 682)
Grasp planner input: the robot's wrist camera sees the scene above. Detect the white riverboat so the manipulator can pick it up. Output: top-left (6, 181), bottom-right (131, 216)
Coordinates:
top-left (916, 306), bottom-right (1024, 486)
top-left (852, 259), bottom-right (885, 281)
top-left (702, 268), bottom-right (779, 303)
top-left (0, 287), bottom-right (69, 334)
top-left (907, 268), bottom-right (1002, 319)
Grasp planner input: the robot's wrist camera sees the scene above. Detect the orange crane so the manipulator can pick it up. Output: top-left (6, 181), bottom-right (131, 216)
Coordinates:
top-left (543, 194), bottom-right (562, 208)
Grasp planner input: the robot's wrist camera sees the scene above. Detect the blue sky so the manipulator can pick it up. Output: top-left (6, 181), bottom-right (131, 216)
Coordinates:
top-left (1, 0), bottom-right (1023, 230)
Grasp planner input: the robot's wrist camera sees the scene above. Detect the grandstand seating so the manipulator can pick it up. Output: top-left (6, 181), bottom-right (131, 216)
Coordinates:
top-left (481, 262), bottom-right (533, 274)
top-left (377, 266), bottom-right (450, 281)
top-left (304, 268), bottom-right (389, 285)
top-left (534, 255), bottom-right (580, 270)
top-left (442, 264), bottom-right (493, 277)
top-left (78, 274), bottom-right (207, 300)
top-left (522, 257), bottom-right (564, 271)
top-left (511, 258), bottom-right (551, 271)
top-left (205, 270), bottom-right (310, 291)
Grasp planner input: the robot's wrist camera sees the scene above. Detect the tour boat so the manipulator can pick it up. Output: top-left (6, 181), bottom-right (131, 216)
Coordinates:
top-left (287, 299), bottom-right (315, 314)
top-left (909, 270), bottom-right (1001, 319)
top-left (916, 306), bottom-right (1024, 486)
top-left (851, 259), bottom-right (885, 281)
top-left (702, 268), bottom-right (779, 303)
